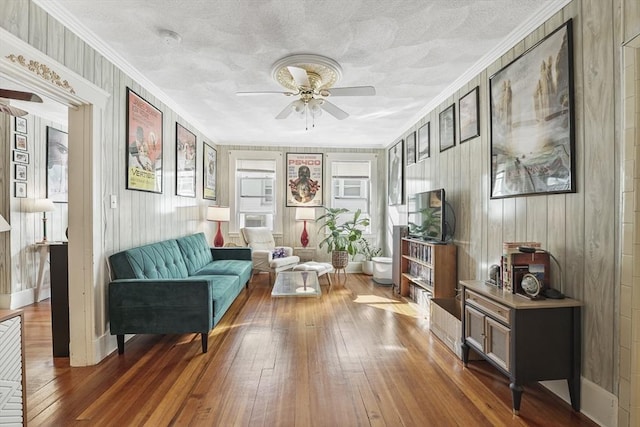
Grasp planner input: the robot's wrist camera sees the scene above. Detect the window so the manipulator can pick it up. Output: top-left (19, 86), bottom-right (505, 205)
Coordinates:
top-left (229, 151), bottom-right (284, 233)
top-left (326, 153), bottom-right (377, 235)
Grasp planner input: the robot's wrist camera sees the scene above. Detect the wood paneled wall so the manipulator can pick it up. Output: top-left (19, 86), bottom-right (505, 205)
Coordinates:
top-left (391, 1), bottom-right (632, 395)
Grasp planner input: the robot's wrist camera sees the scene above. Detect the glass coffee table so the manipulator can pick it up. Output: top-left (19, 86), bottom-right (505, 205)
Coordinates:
top-left (271, 271), bottom-right (321, 297)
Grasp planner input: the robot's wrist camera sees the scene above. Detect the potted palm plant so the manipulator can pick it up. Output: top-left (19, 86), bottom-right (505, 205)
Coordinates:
top-left (358, 238), bottom-right (382, 275)
top-left (317, 207), bottom-right (370, 270)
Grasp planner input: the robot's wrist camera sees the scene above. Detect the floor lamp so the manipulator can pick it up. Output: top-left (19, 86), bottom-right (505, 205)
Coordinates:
top-left (25, 199), bottom-right (56, 243)
top-left (295, 207), bottom-right (316, 248)
top-left (207, 206), bottom-right (230, 247)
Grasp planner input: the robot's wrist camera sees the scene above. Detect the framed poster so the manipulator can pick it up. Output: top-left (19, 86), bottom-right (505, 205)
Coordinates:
top-left (14, 182), bottom-right (26, 198)
top-left (15, 164), bottom-right (27, 181)
top-left (459, 86), bottom-right (479, 143)
top-left (439, 104), bottom-right (456, 152)
top-left (175, 123), bottom-right (197, 197)
top-left (405, 131), bottom-right (416, 166)
top-left (12, 150), bottom-right (29, 164)
top-left (126, 87), bottom-right (163, 193)
top-left (14, 133), bottom-right (27, 150)
top-left (388, 139), bottom-right (404, 206)
top-left (15, 116), bottom-right (27, 134)
top-left (489, 19), bottom-right (575, 199)
top-left (46, 127), bottom-right (69, 202)
top-left (286, 152), bottom-right (323, 207)
top-left (418, 122), bottom-right (430, 161)
top-left (203, 142), bottom-right (217, 200)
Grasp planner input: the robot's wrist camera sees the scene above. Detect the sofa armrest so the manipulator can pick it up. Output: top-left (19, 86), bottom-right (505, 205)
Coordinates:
top-left (210, 247), bottom-right (252, 261)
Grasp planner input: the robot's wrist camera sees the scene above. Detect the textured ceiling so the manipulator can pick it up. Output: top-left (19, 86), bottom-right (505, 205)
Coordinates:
top-left (39, 0), bottom-right (562, 149)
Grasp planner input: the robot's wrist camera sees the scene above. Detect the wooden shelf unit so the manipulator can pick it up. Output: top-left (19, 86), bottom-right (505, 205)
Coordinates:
top-left (399, 238), bottom-right (457, 299)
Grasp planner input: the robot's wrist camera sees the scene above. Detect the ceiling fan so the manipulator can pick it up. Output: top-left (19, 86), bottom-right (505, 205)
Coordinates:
top-left (236, 54), bottom-right (375, 126)
top-left (0, 87), bottom-right (43, 117)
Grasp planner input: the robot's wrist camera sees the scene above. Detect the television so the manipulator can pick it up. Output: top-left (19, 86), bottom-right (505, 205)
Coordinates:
top-left (407, 188), bottom-right (455, 242)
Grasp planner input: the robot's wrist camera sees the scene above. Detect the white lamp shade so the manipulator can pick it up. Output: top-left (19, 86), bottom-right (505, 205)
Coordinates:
top-left (0, 214), bottom-right (10, 232)
top-left (295, 207), bottom-right (316, 221)
top-left (25, 198), bottom-right (56, 213)
top-left (207, 206), bottom-right (230, 222)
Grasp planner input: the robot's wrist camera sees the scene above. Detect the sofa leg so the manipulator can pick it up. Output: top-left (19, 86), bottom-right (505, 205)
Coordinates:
top-left (201, 333), bottom-right (208, 353)
top-left (117, 335), bottom-right (124, 354)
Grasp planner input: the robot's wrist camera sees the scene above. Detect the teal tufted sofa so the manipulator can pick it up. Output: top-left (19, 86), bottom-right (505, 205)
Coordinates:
top-left (108, 232), bottom-right (252, 354)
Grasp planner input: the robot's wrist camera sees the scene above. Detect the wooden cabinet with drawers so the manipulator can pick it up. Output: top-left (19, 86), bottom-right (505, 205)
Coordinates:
top-left (460, 280), bottom-right (582, 415)
top-left (0, 310), bottom-right (25, 425)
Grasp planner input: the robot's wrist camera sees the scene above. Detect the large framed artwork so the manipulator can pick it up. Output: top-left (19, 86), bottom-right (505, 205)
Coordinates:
top-left (459, 86), bottom-right (479, 143)
top-left (388, 139), bottom-right (404, 206)
top-left (418, 122), bottom-right (430, 162)
top-left (203, 142), bottom-right (217, 200)
top-left (405, 131), bottom-right (416, 166)
top-left (176, 123), bottom-right (197, 197)
top-left (286, 153), bottom-right (323, 207)
top-left (46, 127), bottom-right (68, 202)
top-left (490, 19), bottom-right (575, 199)
top-left (126, 87), bottom-right (163, 193)
top-left (439, 104), bottom-right (456, 152)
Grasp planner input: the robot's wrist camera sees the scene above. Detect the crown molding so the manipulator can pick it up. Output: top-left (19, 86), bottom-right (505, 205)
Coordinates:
top-left (33, 0), bottom-right (215, 143)
top-left (394, 0), bottom-right (572, 147)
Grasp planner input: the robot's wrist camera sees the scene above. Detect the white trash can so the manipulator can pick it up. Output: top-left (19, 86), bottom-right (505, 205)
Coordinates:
top-left (372, 256), bottom-right (393, 285)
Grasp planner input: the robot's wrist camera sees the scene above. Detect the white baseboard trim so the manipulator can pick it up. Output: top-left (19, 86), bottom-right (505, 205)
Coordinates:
top-left (0, 287), bottom-right (48, 309)
top-left (541, 377), bottom-right (617, 427)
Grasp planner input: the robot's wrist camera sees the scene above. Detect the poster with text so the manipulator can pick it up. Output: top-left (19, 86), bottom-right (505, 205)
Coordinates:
top-left (286, 153), bottom-right (322, 207)
top-left (176, 123), bottom-right (197, 197)
top-left (203, 142), bottom-right (217, 200)
top-left (126, 88), bottom-right (163, 193)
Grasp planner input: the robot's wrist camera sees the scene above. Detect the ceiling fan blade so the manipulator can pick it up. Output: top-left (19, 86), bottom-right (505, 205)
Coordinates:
top-left (0, 89), bottom-right (43, 103)
top-left (0, 103), bottom-right (28, 117)
top-left (236, 91), bottom-right (296, 96)
top-left (324, 86), bottom-right (376, 97)
top-left (320, 100), bottom-right (349, 120)
top-left (287, 66), bottom-right (310, 88)
top-left (275, 100), bottom-right (298, 119)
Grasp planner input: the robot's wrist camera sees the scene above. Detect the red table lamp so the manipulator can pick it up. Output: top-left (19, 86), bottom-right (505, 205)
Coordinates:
top-left (295, 207), bottom-right (316, 248)
top-left (206, 206), bottom-right (230, 247)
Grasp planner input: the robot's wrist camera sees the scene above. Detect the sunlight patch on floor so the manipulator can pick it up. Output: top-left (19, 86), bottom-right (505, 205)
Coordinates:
top-left (353, 295), bottom-right (398, 304)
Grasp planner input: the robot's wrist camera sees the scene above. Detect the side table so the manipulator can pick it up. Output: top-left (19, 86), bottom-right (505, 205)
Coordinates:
top-left (293, 247), bottom-right (316, 262)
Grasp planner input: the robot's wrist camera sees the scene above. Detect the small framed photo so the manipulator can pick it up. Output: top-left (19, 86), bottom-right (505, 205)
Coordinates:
top-left (405, 131), bottom-right (416, 166)
top-left (14, 182), bottom-right (27, 198)
top-left (13, 150), bottom-right (29, 164)
top-left (459, 86), bottom-right (480, 143)
top-left (439, 104), bottom-right (456, 152)
top-left (14, 133), bottom-right (27, 150)
top-left (418, 122), bottom-right (430, 161)
top-left (15, 116), bottom-right (27, 134)
top-left (14, 164), bottom-right (27, 181)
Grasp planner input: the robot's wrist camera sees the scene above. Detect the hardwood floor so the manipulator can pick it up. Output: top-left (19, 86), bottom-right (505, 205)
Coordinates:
top-left (23, 274), bottom-right (596, 426)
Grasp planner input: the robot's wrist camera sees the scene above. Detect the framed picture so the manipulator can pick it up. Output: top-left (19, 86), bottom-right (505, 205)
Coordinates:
top-left (14, 182), bottom-right (26, 198)
top-left (203, 142), bottom-right (217, 200)
top-left (405, 131), bottom-right (416, 166)
top-left (14, 164), bottom-right (27, 181)
top-left (418, 122), bottom-right (430, 162)
top-left (46, 127), bottom-right (69, 202)
top-left (459, 86), bottom-right (479, 143)
top-left (439, 104), bottom-right (456, 152)
top-left (489, 19), bottom-right (575, 199)
top-left (12, 150), bottom-right (29, 164)
top-left (126, 87), bottom-right (163, 193)
top-left (388, 139), bottom-right (404, 206)
top-left (286, 153), bottom-right (323, 207)
top-left (14, 133), bottom-right (27, 150)
top-left (15, 116), bottom-right (27, 134)
top-left (175, 123), bottom-right (197, 198)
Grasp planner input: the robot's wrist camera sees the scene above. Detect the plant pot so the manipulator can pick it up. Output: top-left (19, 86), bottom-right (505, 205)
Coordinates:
top-left (362, 260), bottom-right (374, 275)
top-left (332, 251), bottom-right (349, 270)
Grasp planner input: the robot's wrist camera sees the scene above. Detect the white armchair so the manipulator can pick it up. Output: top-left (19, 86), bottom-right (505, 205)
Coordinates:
top-left (240, 227), bottom-right (300, 283)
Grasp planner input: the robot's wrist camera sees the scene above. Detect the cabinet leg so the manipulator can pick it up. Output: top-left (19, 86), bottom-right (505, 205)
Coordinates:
top-left (568, 377), bottom-right (580, 411)
top-left (510, 382), bottom-right (523, 415)
top-left (117, 335), bottom-right (124, 354)
top-left (461, 342), bottom-right (469, 367)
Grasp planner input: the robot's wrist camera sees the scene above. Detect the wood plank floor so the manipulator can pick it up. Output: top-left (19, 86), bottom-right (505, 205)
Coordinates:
top-left (23, 273), bottom-right (597, 426)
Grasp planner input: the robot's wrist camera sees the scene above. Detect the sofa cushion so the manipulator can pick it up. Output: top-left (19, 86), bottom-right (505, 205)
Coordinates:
top-left (197, 274), bottom-right (241, 322)
top-left (194, 259), bottom-right (253, 286)
top-left (176, 232), bottom-right (214, 275)
top-left (109, 240), bottom-right (189, 280)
